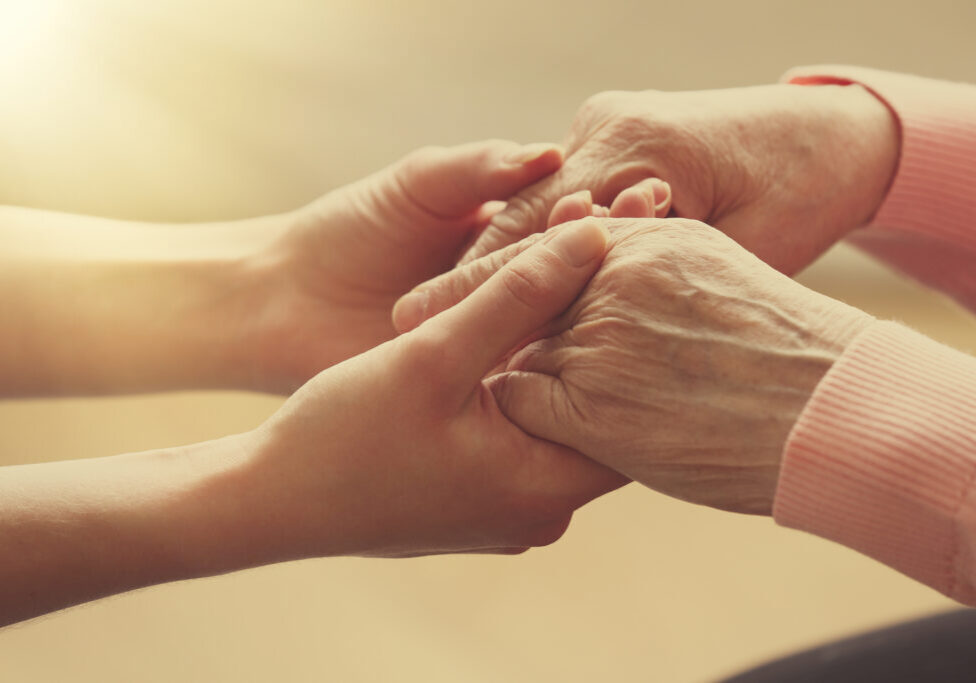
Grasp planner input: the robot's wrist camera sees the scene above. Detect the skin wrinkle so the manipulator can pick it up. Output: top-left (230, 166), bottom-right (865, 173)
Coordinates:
top-left (464, 83), bottom-right (898, 278)
top-left (492, 219), bottom-right (872, 515)
top-left (486, 191), bottom-right (554, 241)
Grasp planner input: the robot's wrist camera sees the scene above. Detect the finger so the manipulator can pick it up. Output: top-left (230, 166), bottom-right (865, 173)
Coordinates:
top-left (609, 178), bottom-right (671, 219)
top-left (457, 170), bottom-right (569, 264)
top-left (650, 178), bottom-right (673, 216)
top-left (392, 232), bottom-right (544, 333)
top-left (506, 333), bottom-right (575, 377)
top-left (396, 140), bottom-right (563, 219)
top-left (546, 190), bottom-right (593, 228)
top-left (401, 188), bottom-right (598, 333)
top-left (474, 200), bottom-right (506, 232)
top-left (520, 431), bottom-right (631, 509)
top-left (421, 218), bottom-right (610, 386)
top-left (486, 370), bottom-right (583, 454)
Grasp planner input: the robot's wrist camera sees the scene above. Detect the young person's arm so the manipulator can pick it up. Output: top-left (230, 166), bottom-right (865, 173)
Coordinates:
top-left (0, 139), bottom-right (563, 396)
top-left (0, 220), bottom-right (624, 627)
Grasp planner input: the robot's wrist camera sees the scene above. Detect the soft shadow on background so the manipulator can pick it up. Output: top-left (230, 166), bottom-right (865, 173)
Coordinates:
top-left (1, 1), bottom-right (974, 681)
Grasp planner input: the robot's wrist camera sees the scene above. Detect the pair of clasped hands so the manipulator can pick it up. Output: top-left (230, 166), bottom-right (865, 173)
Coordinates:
top-left (230, 82), bottom-right (899, 561)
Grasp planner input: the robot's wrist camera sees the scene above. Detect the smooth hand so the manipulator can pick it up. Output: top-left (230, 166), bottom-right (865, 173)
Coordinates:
top-left (462, 84), bottom-right (899, 274)
top-left (0, 219), bottom-right (625, 627)
top-left (251, 140), bottom-right (562, 392)
top-left (244, 219), bottom-right (625, 558)
top-left (404, 218), bottom-right (874, 514)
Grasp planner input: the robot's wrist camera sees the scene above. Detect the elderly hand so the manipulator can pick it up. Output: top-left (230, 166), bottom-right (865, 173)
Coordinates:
top-left (402, 218), bottom-right (874, 514)
top-left (248, 139), bottom-right (562, 393)
top-left (462, 84), bottom-right (899, 275)
top-left (246, 218), bottom-right (625, 558)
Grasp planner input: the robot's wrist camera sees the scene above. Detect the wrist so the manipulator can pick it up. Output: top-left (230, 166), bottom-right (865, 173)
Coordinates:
top-left (238, 414), bottom-right (354, 561)
top-left (790, 81), bottom-right (900, 237)
top-left (122, 213), bottom-right (304, 391)
top-left (833, 83), bottom-right (900, 227)
top-left (230, 206), bottom-right (335, 394)
top-left (752, 289), bottom-right (874, 515)
top-left (160, 431), bottom-right (295, 576)
top-left (0, 431), bottom-right (273, 624)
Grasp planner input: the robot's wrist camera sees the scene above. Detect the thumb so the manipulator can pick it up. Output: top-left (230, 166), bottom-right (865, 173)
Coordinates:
top-left (421, 218), bottom-right (609, 388)
top-left (395, 140), bottom-right (563, 219)
top-left (485, 370), bottom-right (579, 452)
top-left (393, 206), bottom-right (609, 334)
top-left (392, 232), bottom-right (543, 334)
top-left (488, 369), bottom-right (630, 506)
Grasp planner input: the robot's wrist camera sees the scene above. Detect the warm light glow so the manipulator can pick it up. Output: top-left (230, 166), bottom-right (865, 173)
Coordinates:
top-left (0, 0), bottom-right (63, 66)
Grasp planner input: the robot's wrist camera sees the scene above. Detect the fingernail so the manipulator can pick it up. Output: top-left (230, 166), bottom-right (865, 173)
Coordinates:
top-left (649, 178), bottom-right (671, 210)
top-left (392, 290), bottom-right (429, 332)
top-left (546, 220), bottom-right (609, 267)
top-left (504, 142), bottom-right (562, 166)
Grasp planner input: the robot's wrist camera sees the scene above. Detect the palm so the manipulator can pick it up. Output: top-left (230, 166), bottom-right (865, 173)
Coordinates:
top-left (257, 140), bottom-right (562, 392)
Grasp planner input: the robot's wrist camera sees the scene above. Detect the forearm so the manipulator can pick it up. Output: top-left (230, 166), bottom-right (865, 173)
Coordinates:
top-left (0, 206), bottom-right (288, 395)
top-left (0, 432), bottom-right (290, 626)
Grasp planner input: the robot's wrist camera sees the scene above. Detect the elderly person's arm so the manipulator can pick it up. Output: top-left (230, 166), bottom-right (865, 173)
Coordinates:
top-left (458, 72), bottom-right (900, 276)
top-left (462, 67), bottom-right (976, 302)
top-left (402, 217), bottom-right (976, 605)
top-left (783, 66), bottom-right (976, 311)
top-left (0, 222), bottom-right (624, 626)
top-left (398, 68), bottom-right (976, 603)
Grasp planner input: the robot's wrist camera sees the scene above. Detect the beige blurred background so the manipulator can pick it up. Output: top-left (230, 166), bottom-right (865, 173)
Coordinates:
top-left (1, 0), bottom-right (975, 680)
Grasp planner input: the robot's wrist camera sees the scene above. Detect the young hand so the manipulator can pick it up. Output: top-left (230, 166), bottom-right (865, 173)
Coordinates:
top-left (249, 139), bottom-right (562, 392)
top-left (244, 218), bottom-right (625, 558)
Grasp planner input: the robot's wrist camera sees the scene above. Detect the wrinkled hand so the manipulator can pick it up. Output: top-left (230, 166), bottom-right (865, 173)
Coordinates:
top-left (393, 177), bottom-right (671, 331)
top-left (404, 218), bottom-right (874, 514)
top-left (250, 139), bottom-right (562, 393)
top-left (246, 219), bottom-right (626, 558)
top-left (463, 84), bottom-right (899, 274)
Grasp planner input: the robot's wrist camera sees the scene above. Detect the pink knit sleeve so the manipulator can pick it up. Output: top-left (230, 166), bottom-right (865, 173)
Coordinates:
top-left (783, 65), bottom-right (976, 313)
top-left (773, 321), bottom-right (976, 604)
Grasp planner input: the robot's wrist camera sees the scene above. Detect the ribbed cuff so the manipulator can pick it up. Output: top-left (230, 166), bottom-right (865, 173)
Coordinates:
top-left (773, 321), bottom-right (976, 604)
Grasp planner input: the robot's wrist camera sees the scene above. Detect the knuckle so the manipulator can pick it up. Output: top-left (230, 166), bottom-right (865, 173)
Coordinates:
top-left (494, 193), bottom-right (550, 237)
top-left (432, 268), bottom-right (473, 306)
top-left (498, 257), bottom-right (553, 311)
top-left (420, 282), bottom-right (457, 320)
top-left (570, 91), bottom-right (633, 149)
top-left (392, 146), bottom-right (449, 206)
top-left (673, 217), bottom-right (714, 235)
top-left (666, 218), bottom-right (734, 251)
top-left (437, 240), bottom-right (531, 308)
top-left (578, 90), bottom-right (626, 119)
top-left (478, 137), bottom-right (515, 160)
top-left (464, 196), bottom-right (551, 263)
top-left (402, 144), bottom-right (445, 170)
top-left (512, 230), bottom-right (546, 256)
top-left (401, 326), bottom-right (451, 372)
